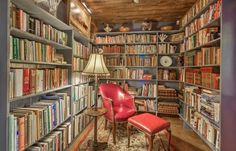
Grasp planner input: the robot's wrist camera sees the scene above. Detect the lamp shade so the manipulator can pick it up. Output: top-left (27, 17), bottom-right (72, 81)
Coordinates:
top-left (82, 53), bottom-right (110, 76)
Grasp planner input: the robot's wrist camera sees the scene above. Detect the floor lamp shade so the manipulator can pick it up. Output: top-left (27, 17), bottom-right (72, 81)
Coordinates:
top-left (82, 53), bottom-right (110, 76)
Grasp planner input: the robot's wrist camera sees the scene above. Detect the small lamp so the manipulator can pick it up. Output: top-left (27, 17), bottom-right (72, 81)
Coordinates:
top-left (82, 48), bottom-right (109, 149)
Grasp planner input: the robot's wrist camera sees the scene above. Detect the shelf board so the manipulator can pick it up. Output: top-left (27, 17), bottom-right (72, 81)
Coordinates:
top-left (125, 79), bottom-right (156, 82)
top-left (158, 53), bottom-right (180, 56)
top-left (11, 28), bottom-right (72, 50)
top-left (158, 41), bottom-right (183, 44)
top-left (73, 106), bottom-right (88, 116)
top-left (72, 81), bottom-right (94, 86)
top-left (185, 37), bottom-right (221, 52)
top-left (179, 116), bottom-right (219, 151)
top-left (103, 53), bottom-right (125, 56)
top-left (184, 64), bottom-right (220, 68)
top-left (126, 66), bottom-right (156, 68)
top-left (23, 116), bottom-right (71, 150)
top-left (96, 30), bottom-right (183, 35)
top-left (73, 29), bottom-right (90, 46)
top-left (158, 80), bottom-right (181, 83)
top-left (158, 96), bottom-right (179, 100)
top-left (100, 78), bottom-right (125, 81)
top-left (107, 66), bottom-right (124, 68)
top-left (134, 96), bottom-right (156, 99)
top-left (126, 53), bottom-right (157, 56)
top-left (182, 0), bottom-right (218, 28)
top-left (11, 0), bottom-right (71, 31)
top-left (10, 59), bottom-right (72, 66)
top-left (158, 66), bottom-right (180, 69)
top-left (184, 82), bottom-right (220, 92)
top-left (178, 98), bottom-right (185, 103)
top-left (9, 85), bottom-right (72, 102)
top-left (73, 55), bottom-right (88, 59)
top-left (126, 42), bottom-right (157, 45)
top-left (73, 70), bottom-right (83, 72)
top-left (185, 17), bottom-right (221, 39)
top-left (96, 43), bottom-right (125, 45)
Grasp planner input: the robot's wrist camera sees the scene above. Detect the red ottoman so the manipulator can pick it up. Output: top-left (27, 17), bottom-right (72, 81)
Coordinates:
top-left (127, 113), bottom-right (171, 151)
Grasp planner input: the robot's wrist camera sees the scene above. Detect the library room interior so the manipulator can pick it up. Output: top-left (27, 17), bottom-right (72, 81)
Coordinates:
top-left (1, 0), bottom-right (236, 151)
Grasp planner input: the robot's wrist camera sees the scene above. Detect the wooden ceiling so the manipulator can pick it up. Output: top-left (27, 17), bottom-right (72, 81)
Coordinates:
top-left (83, 0), bottom-right (196, 24)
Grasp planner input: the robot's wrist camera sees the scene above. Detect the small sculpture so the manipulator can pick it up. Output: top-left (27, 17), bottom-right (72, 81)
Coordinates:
top-left (158, 34), bottom-right (168, 42)
top-left (141, 21), bottom-right (152, 31)
top-left (104, 24), bottom-right (112, 32)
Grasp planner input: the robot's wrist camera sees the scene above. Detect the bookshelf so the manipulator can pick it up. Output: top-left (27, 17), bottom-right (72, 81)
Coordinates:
top-left (180, 0), bottom-right (222, 150)
top-left (96, 30), bottom-right (184, 116)
top-left (0, 0), bottom-right (96, 150)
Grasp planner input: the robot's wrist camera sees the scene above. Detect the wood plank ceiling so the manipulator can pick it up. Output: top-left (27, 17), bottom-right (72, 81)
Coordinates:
top-left (83, 0), bottom-right (196, 24)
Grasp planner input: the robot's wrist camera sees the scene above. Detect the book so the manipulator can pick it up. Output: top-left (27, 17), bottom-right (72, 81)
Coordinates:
top-left (96, 35), bottom-right (125, 44)
top-left (73, 41), bottom-right (90, 58)
top-left (101, 45), bottom-right (125, 53)
top-left (127, 55), bottom-right (156, 67)
top-left (127, 45), bottom-right (156, 54)
top-left (126, 34), bottom-right (157, 43)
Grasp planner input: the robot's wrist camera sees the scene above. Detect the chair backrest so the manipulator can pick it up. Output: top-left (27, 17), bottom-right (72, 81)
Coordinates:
top-left (99, 83), bottom-right (126, 104)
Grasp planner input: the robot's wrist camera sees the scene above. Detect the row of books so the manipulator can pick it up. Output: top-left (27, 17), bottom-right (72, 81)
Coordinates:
top-left (72, 72), bottom-right (91, 85)
top-left (185, 0), bottom-right (222, 38)
top-left (126, 34), bottom-right (157, 43)
top-left (27, 122), bottom-right (71, 151)
top-left (158, 102), bottom-right (179, 115)
top-left (181, 0), bottom-right (211, 26)
top-left (158, 44), bottom-right (178, 54)
top-left (73, 113), bottom-right (92, 138)
top-left (127, 45), bottom-right (157, 54)
top-left (185, 107), bottom-right (220, 149)
top-left (8, 93), bottom-right (71, 151)
top-left (184, 27), bottom-right (220, 50)
top-left (101, 45), bottom-right (125, 53)
top-left (185, 67), bottom-right (220, 89)
top-left (74, 84), bottom-right (93, 101)
top-left (10, 68), bottom-right (68, 98)
top-left (73, 58), bottom-right (87, 72)
top-left (184, 86), bottom-right (220, 123)
top-left (104, 57), bottom-right (124, 66)
top-left (158, 69), bottom-right (177, 80)
top-left (73, 41), bottom-right (90, 59)
top-left (10, 4), bottom-right (68, 46)
top-left (96, 35), bottom-right (126, 44)
top-left (126, 69), bottom-right (153, 80)
top-left (158, 85), bottom-right (178, 97)
top-left (109, 69), bottom-right (126, 79)
top-left (127, 84), bottom-right (157, 97)
top-left (185, 47), bottom-right (221, 66)
top-left (10, 36), bottom-right (67, 64)
top-left (135, 99), bottom-right (155, 113)
top-left (127, 56), bottom-right (157, 67)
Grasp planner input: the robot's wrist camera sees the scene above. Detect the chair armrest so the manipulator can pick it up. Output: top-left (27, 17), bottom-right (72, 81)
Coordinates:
top-left (101, 96), bottom-right (115, 121)
top-left (123, 93), bottom-right (137, 111)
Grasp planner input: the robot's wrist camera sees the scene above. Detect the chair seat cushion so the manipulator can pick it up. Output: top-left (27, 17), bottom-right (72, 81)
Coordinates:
top-left (105, 106), bottom-right (136, 122)
top-left (128, 113), bottom-right (170, 135)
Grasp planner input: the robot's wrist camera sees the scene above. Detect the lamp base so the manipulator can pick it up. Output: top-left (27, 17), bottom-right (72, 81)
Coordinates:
top-left (87, 140), bottom-right (108, 151)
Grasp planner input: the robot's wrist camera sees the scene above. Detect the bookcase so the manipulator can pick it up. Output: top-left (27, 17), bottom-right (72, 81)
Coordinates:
top-left (95, 30), bottom-right (184, 115)
top-left (0, 0), bottom-right (95, 150)
top-left (179, 0), bottom-right (221, 151)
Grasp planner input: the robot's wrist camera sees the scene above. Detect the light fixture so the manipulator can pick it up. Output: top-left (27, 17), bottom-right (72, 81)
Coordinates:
top-left (133, 0), bottom-right (139, 3)
top-left (82, 2), bottom-right (92, 14)
top-left (70, 2), bottom-right (75, 8)
top-left (72, 8), bottom-right (81, 14)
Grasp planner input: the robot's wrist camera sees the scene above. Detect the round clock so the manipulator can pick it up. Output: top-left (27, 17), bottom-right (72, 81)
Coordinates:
top-left (160, 56), bottom-right (173, 67)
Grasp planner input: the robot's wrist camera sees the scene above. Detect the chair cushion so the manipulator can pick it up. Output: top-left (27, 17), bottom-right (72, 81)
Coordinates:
top-left (114, 106), bottom-right (136, 122)
top-left (128, 113), bottom-right (170, 135)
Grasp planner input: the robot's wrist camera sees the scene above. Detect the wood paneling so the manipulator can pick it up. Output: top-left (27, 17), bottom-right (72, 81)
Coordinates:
top-left (83, 0), bottom-right (196, 23)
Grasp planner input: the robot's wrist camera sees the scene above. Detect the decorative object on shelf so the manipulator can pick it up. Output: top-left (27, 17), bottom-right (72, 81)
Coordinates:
top-left (119, 25), bottom-right (130, 32)
top-left (82, 48), bottom-right (110, 149)
top-left (141, 21), bottom-right (152, 31)
top-left (35, 0), bottom-right (62, 16)
top-left (170, 32), bottom-right (184, 42)
top-left (160, 25), bottom-right (174, 31)
top-left (158, 34), bottom-right (168, 42)
top-left (160, 56), bottom-right (173, 67)
top-left (104, 24), bottom-right (112, 32)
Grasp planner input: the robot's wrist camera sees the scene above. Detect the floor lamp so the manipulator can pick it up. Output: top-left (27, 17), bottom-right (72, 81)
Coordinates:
top-left (82, 49), bottom-right (110, 150)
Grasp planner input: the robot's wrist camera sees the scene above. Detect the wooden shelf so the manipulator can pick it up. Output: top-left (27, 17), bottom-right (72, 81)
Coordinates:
top-left (126, 42), bottom-right (157, 45)
top-left (72, 81), bottom-right (94, 86)
top-left (103, 53), bottom-right (125, 56)
top-left (9, 85), bottom-right (72, 102)
top-left (158, 53), bottom-right (180, 56)
top-left (10, 59), bottom-right (72, 66)
top-left (184, 64), bottom-right (220, 68)
top-left (158, 66), bottom-right (180, 69)
top-left (11, 28), bottom-right (72, 50)
top-left (184, 82), bottom-right (220, 92)
top-left (158, 41), bottom-right (183, 44)
top-left (73, 55), bottom-right (88, 59)
top-left (126, 66), bottom-right (156, 68)
top-left (96, 43), bottom-right (125, 45)
top-left (126, 53), bottom-right (157, 56)
top-left (134, 96), bottom-right (156, 99)
top-left (158, 80), bottom-right (181, 83)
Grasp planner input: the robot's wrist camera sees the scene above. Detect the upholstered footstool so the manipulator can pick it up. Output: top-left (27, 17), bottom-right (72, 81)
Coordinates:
top-left (127, 113), bottom-right (171, 151)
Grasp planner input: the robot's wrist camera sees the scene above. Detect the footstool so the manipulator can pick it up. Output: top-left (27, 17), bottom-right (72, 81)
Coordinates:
top-left (127, 113), bottom-right (171, 151)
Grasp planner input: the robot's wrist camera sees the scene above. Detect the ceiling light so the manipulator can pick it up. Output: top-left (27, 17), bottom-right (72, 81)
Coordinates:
top-left (70, 2), bottom-right (75, 8)
top-left (133, 0), bottom-right (139, 3)
top-left (72, 8), bottom-right (81, 14)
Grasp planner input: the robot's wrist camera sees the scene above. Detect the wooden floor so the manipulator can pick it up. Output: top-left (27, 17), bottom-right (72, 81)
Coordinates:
top-left (69, 116), bottom-right (211, 151)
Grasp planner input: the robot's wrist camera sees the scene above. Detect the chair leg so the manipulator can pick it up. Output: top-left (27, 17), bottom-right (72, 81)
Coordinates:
top-left (104, 119), bottom-right (108, 130)
top-left (167, 128), bottom-right (172, 151)
top-left (148, 135), bottom-right (154, 151)
top-left (127, 123), bottom-right (132, 147)
top-left (112, 121), bottom-right (116, 144)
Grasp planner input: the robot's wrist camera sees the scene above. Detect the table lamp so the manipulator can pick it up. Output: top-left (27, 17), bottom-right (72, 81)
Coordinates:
top-left (82, 48), bottom-right (110, 149)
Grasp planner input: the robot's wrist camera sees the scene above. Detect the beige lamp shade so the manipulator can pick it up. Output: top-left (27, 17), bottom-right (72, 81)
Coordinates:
top-left (82, 53), bottom-right (110, 76)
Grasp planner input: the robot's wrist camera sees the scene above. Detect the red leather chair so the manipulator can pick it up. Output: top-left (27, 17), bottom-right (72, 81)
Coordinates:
top-left (99, 83), bottom-right (137, 144)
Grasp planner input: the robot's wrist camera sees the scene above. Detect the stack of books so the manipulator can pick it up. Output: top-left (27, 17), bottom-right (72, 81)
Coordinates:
top-left (126, 34), bottom-right (157, 43)
top-left (158, 85), bottom-right (178, 97)
top-left (73, 41), bottom-right (90, 59)
top-left (101, 45), bottom-right (125, 53)
top-left (158, 102), bottom-right (179, 115)
top-left (127, 56), bottom-right (157, 67)
top-left (73, 58), bottom-right (87, 71)
top-left (96, 35), bottom-right (125, 44)
top-left (158, 69), bottom-right (177, 80)
top-left (127, 45), bottom-right (157, 54)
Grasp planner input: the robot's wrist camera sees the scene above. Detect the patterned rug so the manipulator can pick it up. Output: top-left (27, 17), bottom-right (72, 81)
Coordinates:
top-left (80, 118), bottom-right (173, 151)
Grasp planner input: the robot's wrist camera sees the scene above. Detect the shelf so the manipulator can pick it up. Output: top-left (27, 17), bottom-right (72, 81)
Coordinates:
top-left (96, 43), bottom-right (125, 45)
top-left (158, 80), bottom-right (181, 83)
top-left (158, 96), bottom-right (179, 100)
top-left (9, 85), bottom-right (72, 102)
top-left (126, 42), bottom-right (157, 45)
top-left (184, 82), bottom-right (220, 92)
top-left (158, 41), bottom-right (183, 44)
top-left (73, 29), bottom-right (90, 46)
top-left (11, 0), bottom-right (72, 31)
top-left (158, 53), bottom-right (180, 56)
top-left (72, 81), bottom-right (94, 86)
top-left (134, 96), bottom-right (156, 99)
top-left (73, 55), bottom-right (88, 59)
top-left (126, 66), bottom-right (156, 68)
top-left (23, 116), bottom-right (71, 150)
top-left (185, 17), bottom-right (221, 39)
top-left (100, 78), bottom-right (126, 81)
top-left (107, 66), bottom-right (124, 68)
top-left (103, 53), bottom-right (125, 56)
top-left (11, 28), bottom-right (72, 50)
top-left (75, 95), bottom-right (88, 102)
top-left (125, 79), bottom-right (156, 82)
top-left (73, 70), bottom-right (83, 72)
top-left (73, 107), bottom-right (88, 116)
top-left (178, 98), bottom-right (185, 103)
top-left (179, 116), bottom-right (219, 151)
top-left (184, 64), bottom-right (220, 68)
top-left (96, 30), bottom-right (183, 35)
top-left (10, 59), bottom-right (72, 66)
top-left (126, 53), bottom-right (157, 56)
top-left (185, 37), bottom-right (221, 52)
top-left (158, 66), bottom-right (180, 69)
top-left (182, 0), bottom-right (218, 28)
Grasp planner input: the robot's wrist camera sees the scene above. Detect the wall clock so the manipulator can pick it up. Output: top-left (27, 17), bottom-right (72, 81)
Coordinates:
top-left (160, 56), bottom-right (173, 67)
